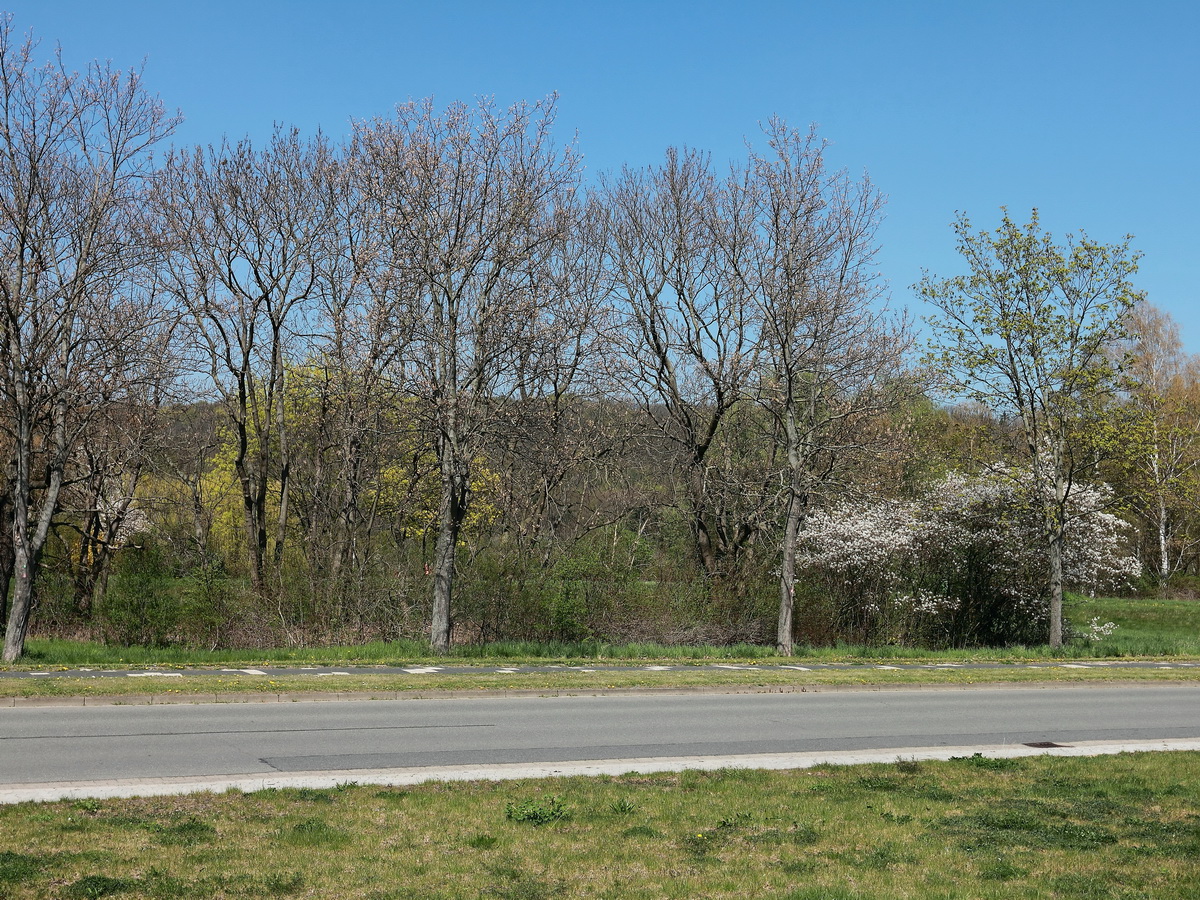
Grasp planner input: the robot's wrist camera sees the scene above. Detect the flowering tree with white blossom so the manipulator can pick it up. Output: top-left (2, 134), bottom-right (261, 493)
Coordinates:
top-left (798, 469), bottom-right (1138, 646)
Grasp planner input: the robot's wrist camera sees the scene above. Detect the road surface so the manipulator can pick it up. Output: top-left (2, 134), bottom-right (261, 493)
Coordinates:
top-left (2, 684), bottom-right (1198, 802)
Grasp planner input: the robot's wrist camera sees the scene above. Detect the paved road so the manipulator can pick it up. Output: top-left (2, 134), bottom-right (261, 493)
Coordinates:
top-left (2, 684), bottom-right (1199, 802)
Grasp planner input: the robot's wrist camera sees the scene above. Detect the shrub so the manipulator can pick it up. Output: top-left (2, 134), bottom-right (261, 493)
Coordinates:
top-left (798, 470), bottom-right (1140, 647)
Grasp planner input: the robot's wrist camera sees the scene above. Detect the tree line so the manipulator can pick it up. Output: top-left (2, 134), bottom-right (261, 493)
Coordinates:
top-left (1, 20), bottom-right (1193, 661)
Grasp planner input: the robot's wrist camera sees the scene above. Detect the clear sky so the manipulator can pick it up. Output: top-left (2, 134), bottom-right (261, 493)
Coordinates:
top-left (6, 0), bottom-right (1197, 348)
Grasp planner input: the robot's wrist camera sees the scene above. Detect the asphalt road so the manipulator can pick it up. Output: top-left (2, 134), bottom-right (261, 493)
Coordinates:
top-left (2, 684), bottom-right (1199, 802)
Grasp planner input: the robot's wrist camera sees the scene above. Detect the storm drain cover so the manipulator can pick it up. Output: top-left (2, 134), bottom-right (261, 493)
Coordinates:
top-left (1024, 741), bottom-right (1072, 748)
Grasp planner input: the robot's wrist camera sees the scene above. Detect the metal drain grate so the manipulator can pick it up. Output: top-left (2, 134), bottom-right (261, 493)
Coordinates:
top-left (1023, 741), bottom-right (1072, 748)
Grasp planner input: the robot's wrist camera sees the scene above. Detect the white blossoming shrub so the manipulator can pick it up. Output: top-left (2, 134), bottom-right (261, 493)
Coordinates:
top-left (797, 470), bottom-right (1140, 647)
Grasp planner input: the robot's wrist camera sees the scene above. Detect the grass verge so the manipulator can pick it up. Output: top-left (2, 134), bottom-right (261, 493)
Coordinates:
top-left (8, 595), bottom-right (1199, 667)
top-left (4, 595), bottom-right (1198, 700)
top-left (2, 664), bottom-right (1199, 702)
top-left (1, 751), bottom-right (1197, 898)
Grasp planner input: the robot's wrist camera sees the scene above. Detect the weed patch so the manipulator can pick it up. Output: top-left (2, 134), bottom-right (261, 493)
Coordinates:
top-left (952, 752), bottom-right (1021, 770)
top-left (61, 875), bottom-right (131, 899)
top-left (504, 796), bottom-right (570, 826)
top-left (153, 816), bottom-right (216, 846)
top-left (279, 818), bottom-right (350, 847)
top-left (0, 851), bottom-right (45, 885)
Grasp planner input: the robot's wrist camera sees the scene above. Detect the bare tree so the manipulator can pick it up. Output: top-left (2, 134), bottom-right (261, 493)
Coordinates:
top-left (0, 17), bottom-right (178, 660)
top-left (154, 127), bottom-right (336, 592)
top-left (484, 192), bottom-right (612, 566)
top-left (744, 121), bottom-right (911, 655)
top-left (352, 97), bottom-right (581, 652)
top-left (602, 147), bottom-right (765, 576)
top-left (289, 144), bottom-right (414, 592)
top-left (59, 351), bottom-right (172, 617)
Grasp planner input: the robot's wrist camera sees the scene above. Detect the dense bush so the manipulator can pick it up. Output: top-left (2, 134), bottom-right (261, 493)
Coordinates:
top-left (797, 471), bottom-right (1139, 647)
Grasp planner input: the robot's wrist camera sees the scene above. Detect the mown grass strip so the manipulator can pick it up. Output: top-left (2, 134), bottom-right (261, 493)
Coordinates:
top-left (0, 752), bottom-right (1196, 898)
top-left (2, 664), bottom-right (1200, 702)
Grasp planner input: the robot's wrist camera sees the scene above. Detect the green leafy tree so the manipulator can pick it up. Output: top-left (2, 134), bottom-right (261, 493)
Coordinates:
top-left (1110, 302), bottom-right (1200, 584)
top-left (918, 209), bottom-right (1142, 646)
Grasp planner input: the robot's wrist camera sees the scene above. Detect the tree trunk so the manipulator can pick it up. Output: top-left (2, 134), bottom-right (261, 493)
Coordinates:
top-left (3, 468), bottom-right (61, 662)
top-left (430, 508), bottom-right (459, 654)
top-left (431, 449), bottom-right (470, 654)
top-left (776, 487), bottom-right (804, 656)
top-left (0, 488), bottom-right (13, 631)
top-left (2, 547), bottom-right (36, 662)
top-left (1048, 526), bottom-right (1064, 648)
top-left (273, 352), bottom-right (290, 570)
top-left (693, 509), bottom-right (719, 577)
top-left (776, 401), bottom-right (810, 657)
top-left (72, 512), bottom-right (103, 617)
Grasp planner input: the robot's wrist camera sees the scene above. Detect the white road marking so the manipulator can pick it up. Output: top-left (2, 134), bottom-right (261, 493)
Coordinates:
top-left (778, 665), bottom-right (812, 671)
top-left (644, 666), bottom-right (672, 671)
top-left (127, 673), bottom-right (183, 678)
top-left (876, 666), bottom-right (900, 670)
top-left (220, 669), bottom-right (266, 675)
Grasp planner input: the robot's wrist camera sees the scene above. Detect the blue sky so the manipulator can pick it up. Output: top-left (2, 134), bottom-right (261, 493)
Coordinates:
top-left (7, 0), bottom-right (1197, 348)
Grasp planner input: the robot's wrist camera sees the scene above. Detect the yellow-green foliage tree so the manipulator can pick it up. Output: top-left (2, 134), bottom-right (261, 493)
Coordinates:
top-left (154, 128), bottom-right (337, 594)
top-left (1111, 302), bottom-right (1200, 583)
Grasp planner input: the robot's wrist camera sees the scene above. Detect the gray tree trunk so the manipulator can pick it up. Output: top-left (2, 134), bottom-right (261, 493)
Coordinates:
top-left (777, 487), bottom-right (805, 656)
top-left (1048, 526), bottom-right (1065, 648)
top-left (431, 449), bottom-right (470, 654)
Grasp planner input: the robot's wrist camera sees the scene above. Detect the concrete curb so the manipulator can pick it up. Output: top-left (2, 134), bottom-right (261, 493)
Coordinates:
top-left (8, 678), bottom-right (1198, 708)
top-left (4, 737), bottom-right (1199, 804)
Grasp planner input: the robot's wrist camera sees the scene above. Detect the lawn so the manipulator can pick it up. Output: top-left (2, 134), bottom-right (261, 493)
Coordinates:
top-left (1, 752), bottom-right (1196, 899)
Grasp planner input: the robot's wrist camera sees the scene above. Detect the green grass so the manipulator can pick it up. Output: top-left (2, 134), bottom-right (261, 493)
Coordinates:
top-left (3, 595), bottom-right (1197, 702)
top-left (12, 600), bottom-right (1200, 670)
top-left (1, 752), bottom-right (1197, 898)
top-left (1066, 595), bottom-right (1200, 656)
top-left (9, 637), bottom-right (795, 668)
top-left (2, 662), bottom-right (1200, 703)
